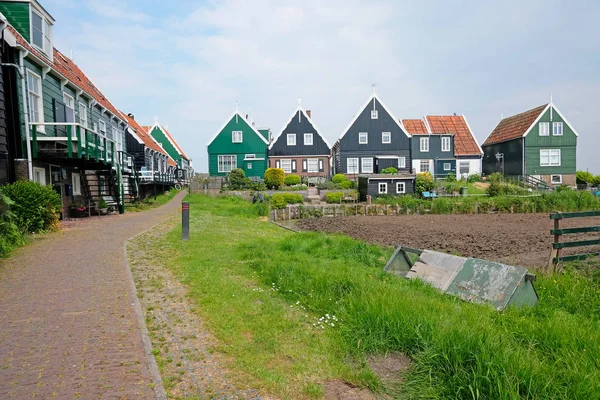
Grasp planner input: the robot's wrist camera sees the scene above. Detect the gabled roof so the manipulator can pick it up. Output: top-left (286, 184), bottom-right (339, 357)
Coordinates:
top-left (426, 115), bottom-right (483, 156)
top-left (121, 112), bottom-right (170, 156)
top-left (338, 93), bottom-right (410, 142)
top-left (269, 105), bottom-right (331, 150)
top-left (402, 119), bottom-right (429, 135)
top-left (146, 122), bottom-right (190, 160)
top-left (482, 104), bottom-right (548, 146)
top-left (207, 110), bottom-right (270, 147)
top-left (7, 25), bottom-right (126, 125)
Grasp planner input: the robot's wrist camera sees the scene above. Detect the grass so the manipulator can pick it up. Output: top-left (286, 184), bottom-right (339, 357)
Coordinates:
top-left (155, 194), bottom-right (600, 399)
top-left (125, 189), bottom-right (182, 212)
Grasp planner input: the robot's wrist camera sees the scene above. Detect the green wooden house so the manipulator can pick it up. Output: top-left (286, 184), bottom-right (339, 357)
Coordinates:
top-left (145, 122), bottom-right (192, 179)
top-left (482, 102), bottom-right (578, 186)
top-left (207, 111), bottom-right (270, 178)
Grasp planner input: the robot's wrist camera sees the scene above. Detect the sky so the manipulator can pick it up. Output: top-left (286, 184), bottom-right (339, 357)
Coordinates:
top-left (45, 0), bottom-right (599, 173)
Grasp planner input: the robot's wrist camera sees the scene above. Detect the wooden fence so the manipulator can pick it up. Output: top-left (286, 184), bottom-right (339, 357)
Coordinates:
top-left (549, 211), bottom-right (600, 266)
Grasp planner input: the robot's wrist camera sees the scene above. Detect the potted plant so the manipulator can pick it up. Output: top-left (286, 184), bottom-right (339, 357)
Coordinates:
top-left (70, 201), bottom-right (88, 218)
top-left (98, 198), bottom-right (108, 215)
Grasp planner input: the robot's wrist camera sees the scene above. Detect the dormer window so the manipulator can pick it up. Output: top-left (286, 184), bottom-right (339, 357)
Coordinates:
top-left (31, 9), bottom-right (53, 59)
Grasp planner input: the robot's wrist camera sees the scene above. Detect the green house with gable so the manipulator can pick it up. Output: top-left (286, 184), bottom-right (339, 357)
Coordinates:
top-left (207, 111), bottom-right (270, 178)
top-left (482, 101), bottom-right (578, 187)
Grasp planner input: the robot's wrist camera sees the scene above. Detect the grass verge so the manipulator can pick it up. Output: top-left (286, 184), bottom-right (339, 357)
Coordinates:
top-left (125, 189), bottom-right (182, 212)
top-left (156, 194), bottom-right (600, 399)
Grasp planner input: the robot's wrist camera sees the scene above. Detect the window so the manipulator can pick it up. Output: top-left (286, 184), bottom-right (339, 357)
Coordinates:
top-left (347, 158), bottom-right (359, 174)
top-left (245, 154), bottom-right (256, 159)
top-left (378, 182), bottom-right (387, 194)
top-left (359, 132), bottom-right (368, 144)
top-left (304, 133), bottom-right (313, 145)
top-left (72, 172), bottom-right (81, 195)
top-left (287, 133), bottom-right (296, 146)
top-left (539, 122), bottom-right (550, 136)
top-left (396, 182), bottom-right (406, 194)
top-left (540, 149), bottom-right (561, 166)
top-left (444, 163), bottom-right (451, 171)
top-left (114, 127), bottom-right (123, 152)
top-left (218, 155), bottom-right (237, 173)
top-left (398, 157), bottom-right (406, 169)
top-left (108, 126), bottom-right (116, 141)
top-left (420, 160), bottom-right (430, 173)
top-left (420, 137), bottom-right (429, 152)
top-left (232, 131), bottom-right (243, 143)
top-left (247, 163), bottom-right (252, 170)
top-left (27, 70), bottom-right (44, 132)
top-left (308, 159), bottom-right (319, 173)
top-left (442, 136), bottom-right (451, 152)
top-left (553, 122), bottom-right (563, 136)
top-left (551, 175), bottom-right (562, 184)
top-left (31, 9), bottom-right (52, 58)
top-left (382, 132), bottom-right (391, 144)
top-left (63, 93), bottom-right (75, 123)
top-left (79, 102), bottom-right (88, 129)
top-left (371, 110), bottom-right (378, 119)
top-left (281, 159), bottom-right (292, 173)
top-left (459, 162), bottom-right (470, 175)
top-left (33, 167), bottom-right (46, 185)
top-left (98, 120), bottom-right (107, 137)
top-left (361, 158), bottom-right (373, 173)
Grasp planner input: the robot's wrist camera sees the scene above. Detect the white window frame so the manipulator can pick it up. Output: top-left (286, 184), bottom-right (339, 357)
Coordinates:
top-left (63, 93), bottom-right (75, 123)
top-left (247, 162), bottom-right (252, 170)
top-left (382, 132), bottom-right (391, 144)
top-left (444, 163), bottom-right (451, 171)
top-left (371, 110), bottom-right (378, 119)
top-left (551, 175), bottom-right (562, 184)
top-left (540, 149), bottom-right (561, 166)
top-left (217, 155), bottom-right (237, 173)
top-left (280, 159), bottom-right (292, 173)
top-left (287, 133), bottom-right (296, 146)
top-left (98, 120), bottom-right (107, 137)
top-left (245, 154), bottom-right (256, 159)
top-left (31, 9), bottom-right (52, 58)
top-left (441, 136), bottom-right (451, 152)
top-left (398, 157), bottom-right (406, 169)
top-left (420, 160), bottom-right (430, 173)
top-left (378, 182), bottom-right (387, 194)
top-left (304, 133), bottom-right (313, 146)
top-left (359, 132), bottom-right (368, 144)
top-left (72, 172), bottom-right (81, 195)
top-left (553, 122), bottom-right (563, 136)
top-left (307, 158), bottom-right (319, 173)
top-left (232, 130), bottom-right (243, 143)
top-left (78, 102), bottom-right (88, 129)
top-left (361, 158), bottom-right (373, 174)
top-left (396, 182), bottom-right (406, 194)
top-left (420, 137), bottom-right (429, 152)
top-left (539, 122), bottom-right (550, 136)
top-left (347, 158), bottom-right (359, 174)
top-left (459, 161), bottom-right (470, 175)
top-left (114, 127), bottom-right (122, 152)
top-left (33, 167), bottom-right (46, 185)
top-left (26, 69), bottom-right (45, 133)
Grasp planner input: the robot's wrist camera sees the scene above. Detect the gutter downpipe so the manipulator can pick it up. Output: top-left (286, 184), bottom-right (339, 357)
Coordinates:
top-left (17, 48), bottom-right (33, 180)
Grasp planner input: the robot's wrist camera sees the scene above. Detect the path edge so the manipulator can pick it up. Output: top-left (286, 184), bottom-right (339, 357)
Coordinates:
top-left (122, 192), bottom-right (186, 400)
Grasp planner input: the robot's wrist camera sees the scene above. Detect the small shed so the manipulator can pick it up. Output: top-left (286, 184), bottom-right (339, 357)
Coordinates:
top-left (385, 247), bottom-right (538, 310)
top-left (358, 174), bottom-right (415, 201)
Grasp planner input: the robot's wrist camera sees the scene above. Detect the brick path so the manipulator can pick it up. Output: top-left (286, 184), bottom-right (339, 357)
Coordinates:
top-left (0, 192), bottom-right (186, 399)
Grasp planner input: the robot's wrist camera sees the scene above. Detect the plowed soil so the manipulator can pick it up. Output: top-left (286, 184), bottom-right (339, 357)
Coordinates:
top-left (299, 214), bottom-right (600, 268)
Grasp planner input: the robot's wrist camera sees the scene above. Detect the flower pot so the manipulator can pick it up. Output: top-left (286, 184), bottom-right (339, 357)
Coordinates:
top-left (99, 208), bottom-right (108, 215)
top-left (70, 208), bottom-right (88, 218)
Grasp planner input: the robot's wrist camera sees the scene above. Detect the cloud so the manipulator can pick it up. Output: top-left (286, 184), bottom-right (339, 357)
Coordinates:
top-left (84, 0), bottom-right (149, 22)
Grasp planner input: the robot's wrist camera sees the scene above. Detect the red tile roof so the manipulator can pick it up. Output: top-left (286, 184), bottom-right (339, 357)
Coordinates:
top-left (482, 104), bottom-right (548, 146)
top-left (121, 112), bottom-right (165, 154)
top-left (402, 119), bottom-right (429, 135)
top-left (426, 115), bottom-right (483, 156)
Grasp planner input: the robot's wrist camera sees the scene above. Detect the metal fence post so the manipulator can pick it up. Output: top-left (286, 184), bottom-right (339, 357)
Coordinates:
top-left (182, 202), bottom-right (190, 241)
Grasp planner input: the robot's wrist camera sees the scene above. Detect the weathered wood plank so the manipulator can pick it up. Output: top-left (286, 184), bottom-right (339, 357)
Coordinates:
top-left (551, 226), bottom-right (600, 235)
top-left (553, 239), bottom-right (600, 249)
top-left (550, 211), bottom-right (600, 219)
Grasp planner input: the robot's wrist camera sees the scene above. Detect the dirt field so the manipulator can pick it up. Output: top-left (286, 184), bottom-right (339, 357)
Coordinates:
top-left (299, 214), bottom-right (600, 268)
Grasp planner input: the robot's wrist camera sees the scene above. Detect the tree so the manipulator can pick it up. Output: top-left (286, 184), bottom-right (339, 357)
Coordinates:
top-left (415, 172), bottom-right (435, 196)
top-left (264, 168), bottom-right (285, 189)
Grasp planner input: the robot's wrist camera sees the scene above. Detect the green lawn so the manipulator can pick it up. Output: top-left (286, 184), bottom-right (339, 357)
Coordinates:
top-left (155, 194), bottom-right (600, 399)
top-left (125, 189), bottom-right (182, 212)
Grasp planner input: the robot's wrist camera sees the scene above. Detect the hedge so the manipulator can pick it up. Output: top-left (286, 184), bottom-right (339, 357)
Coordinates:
top-left (0, 181), bottom-right (62, 233)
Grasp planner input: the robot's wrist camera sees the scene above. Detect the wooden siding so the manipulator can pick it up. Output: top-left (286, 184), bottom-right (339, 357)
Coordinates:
top-left (358, 176), bottom-right (415, 201)
top-left (125, 132), bottom-right (145, 169)
top-left (525, 146), bottom-right (576, 176)
top-left (525, 107), bottom-right (577, 147)
top-left (0, 47), bottom-right (7, 185)
top-left (208, 153), bottom-right (267, 178)
top-left (150, 126), bottom-right (182, 166)
top-left (482, 138), bottom-right (524, 176)
top-left (269, 110), bottom-right (330, 157)
top-left (0, 2), bottom-right (30, 42)
top-left (339, 151), bottom-right (411, 175)
top-left (411, 135), bottom-right (454, 160)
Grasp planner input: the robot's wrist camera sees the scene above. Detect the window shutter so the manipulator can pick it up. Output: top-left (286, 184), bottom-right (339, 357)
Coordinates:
top-left (276, 160), bottom-right (280, 169)
top-left (319, 159), bottom-right (324, 172)
top-left (302, 160), bottom-right (307, 172)
top-left (292, 160), bottom-right (297, 172)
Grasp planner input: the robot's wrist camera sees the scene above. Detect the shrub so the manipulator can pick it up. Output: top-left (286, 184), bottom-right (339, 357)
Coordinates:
top-left (381, 167), bottom-right (398, 175)
top-left (0, 192), bottom-right (25, 257)
top-left (269, 193), bottom-right (304, 209)
top-left (264, 168), bottom-right (285, 189)
top-left (317, 181), bottom-right (336, 190)
top-left (592, 175), bottom-right (600, 187)
top-left (251, 202), bottom-right (270, 217)
top-left (228, 168), bottom-right (246, 189)
top-left (325, 192), bottom-right (344, 203)
top-left (1, 181), bottom-right (62, 233)
top-left (332, 174), bottom-right (347, 184)
top-left (340, 180), bottom-right (353, 189)
top-left (576, 171), bottom-right (594, 185)
top-left (445, 172), bottom-right (456, 182)
top-left (487, 172), bottom-right (504, 183)
top-left (282, 193), bottom-right (304, 205)
top-left (467, 173), bottom-right (482, 183)
top-left (284, 174), bottom-right (301, 186)
top-left (415, 172), bottom-right (435, 196)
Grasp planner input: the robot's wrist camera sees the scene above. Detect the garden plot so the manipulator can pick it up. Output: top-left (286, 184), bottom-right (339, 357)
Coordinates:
top-left (299, 214), bottom-right (600, 268)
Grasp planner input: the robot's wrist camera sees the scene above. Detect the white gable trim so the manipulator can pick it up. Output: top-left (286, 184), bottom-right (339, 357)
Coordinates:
top-left (269, 106), bottom-right (331, 150)
top-left (126, 126), bottom-right (144, 145)
top-left (549, 104), bottom-right (579, 137)
top-left (522, 104), bottom-right (551, 138)
top-left (338, 93), bottom-right (409, 142)
top-left (147, 122), bottom-right (184, 156)
top-left (207, 110), bottom-right (270, 147)
top-left (461, 115), bottom-right (483, 156)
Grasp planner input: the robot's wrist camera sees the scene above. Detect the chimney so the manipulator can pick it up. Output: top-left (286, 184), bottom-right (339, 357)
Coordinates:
top-left (306, 110), bottom-right (312, 118)
top-left (127, 113), bottom-right (135, 120)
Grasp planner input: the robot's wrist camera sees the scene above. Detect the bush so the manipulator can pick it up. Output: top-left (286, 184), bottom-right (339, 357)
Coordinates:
top-left (445, 172), bottom-right (456, 182)
top-left (284, 174), bottom-right (301, 186)
top-left (228, 168), bottom-right (246, 189)
top-left (332, 174), bottom-right (347, 184)
top-left (0, 192), bottom-right (25, 257)
top-left (415, 172), bottom-right (435, 196)
top-left (381, 167), bottom-right (398, 175)
top-left (1, 181), bottom-right (62, 233)
top-left (339, 180), bottom-right (353, 189)
top-left (576, 171), bottom-right (594, 185)
top-left (251, 202), bottom-right (270, 217)
top-left (592, 175), bottom-right (600, 187)
top-left (467, 174), bottom-right (482, 183)
top-left (264, 168), bottom-right (285, 189)
top-left (325, 192), bottom-right (343, 203)
top-left (487, 172), bottom-right (504, 183)
top-left (317, 181), bottom-right (336, 190)
top-left (269, 193), bottom-right (304, 209)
